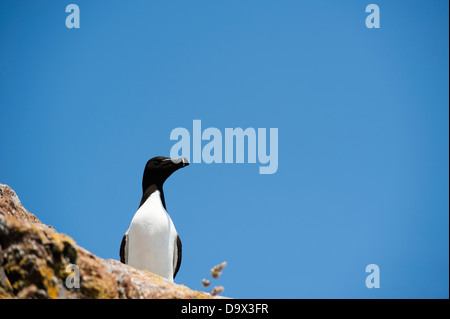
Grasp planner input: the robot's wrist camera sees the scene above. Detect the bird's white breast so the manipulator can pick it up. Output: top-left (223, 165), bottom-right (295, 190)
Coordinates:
top-left (126, 190), bottom-right (178, 281)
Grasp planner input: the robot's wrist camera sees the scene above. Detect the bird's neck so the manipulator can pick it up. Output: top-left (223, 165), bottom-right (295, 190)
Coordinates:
top-left (140, 183), bottom-right (166, 210)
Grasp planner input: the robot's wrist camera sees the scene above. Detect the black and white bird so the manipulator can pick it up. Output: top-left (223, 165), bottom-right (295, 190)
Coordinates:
top-left (120, 156), bottom-right (189, 282)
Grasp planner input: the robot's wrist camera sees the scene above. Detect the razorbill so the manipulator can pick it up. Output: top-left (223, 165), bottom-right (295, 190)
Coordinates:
top-left (120, 156), bottom-right (189, 282)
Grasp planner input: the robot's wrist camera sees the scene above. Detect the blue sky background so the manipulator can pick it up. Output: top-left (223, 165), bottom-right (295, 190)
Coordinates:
top-left (0, 1), bottom-right (448, 298)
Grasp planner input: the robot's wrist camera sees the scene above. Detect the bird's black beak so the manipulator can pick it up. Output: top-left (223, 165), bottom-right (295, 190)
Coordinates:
top-left (177, 157), bottom-right (189, 168)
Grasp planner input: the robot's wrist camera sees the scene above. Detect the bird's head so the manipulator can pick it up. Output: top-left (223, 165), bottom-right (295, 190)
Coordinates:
top-left (142, 156), bottom-right (189, 190)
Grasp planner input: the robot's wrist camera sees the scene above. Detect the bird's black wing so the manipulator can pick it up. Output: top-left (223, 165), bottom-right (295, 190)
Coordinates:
top-left (120, 232), bottom-right (128, 264)
top-left (173, 235), bottom-right (182, 279)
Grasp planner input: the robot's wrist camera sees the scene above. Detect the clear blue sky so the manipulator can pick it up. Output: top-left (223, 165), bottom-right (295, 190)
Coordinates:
top-left (0, 1), bottom-right (448, 298)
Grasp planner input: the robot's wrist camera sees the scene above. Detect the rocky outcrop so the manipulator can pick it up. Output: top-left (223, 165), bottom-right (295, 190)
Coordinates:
top-left (0, 183), bottom-right (218, 299)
